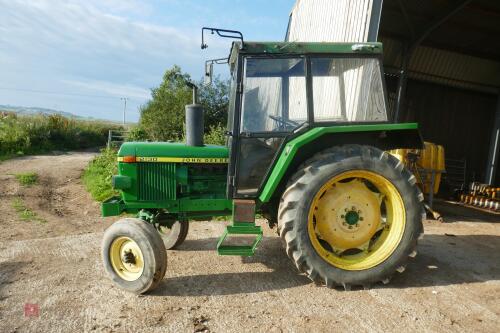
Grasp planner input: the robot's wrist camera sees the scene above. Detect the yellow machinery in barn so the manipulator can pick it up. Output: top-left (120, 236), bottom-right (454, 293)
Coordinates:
top-left (390, 142), bottom-right (445, 220)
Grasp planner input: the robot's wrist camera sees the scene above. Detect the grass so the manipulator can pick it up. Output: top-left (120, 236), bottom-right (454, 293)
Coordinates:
top-left (83, 148), bottom-right (118, 202)
top-left (0, 112), bottom-right (122, 160)
top-left (15, 172), bottom-right (38, 186)
top-left (12, 197), bottom-right (46, 223)
top-left (0, 153), bottom-right (17, 161)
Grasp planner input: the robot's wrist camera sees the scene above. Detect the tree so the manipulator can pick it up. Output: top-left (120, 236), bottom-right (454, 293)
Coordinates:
top-left (137, 65), bottom-right (230, 143)
top-left (139, 66), bottom-right (192, 141)
top-left (198, 76), bottom-right (229, 129)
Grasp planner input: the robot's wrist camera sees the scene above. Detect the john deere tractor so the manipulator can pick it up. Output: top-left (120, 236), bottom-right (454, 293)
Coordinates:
top-left (101, 28), bottom-right (424, 294)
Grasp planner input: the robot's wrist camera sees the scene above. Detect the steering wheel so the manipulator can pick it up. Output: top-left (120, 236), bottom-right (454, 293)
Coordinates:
top-left (269, 115), bottom-right (300, 131)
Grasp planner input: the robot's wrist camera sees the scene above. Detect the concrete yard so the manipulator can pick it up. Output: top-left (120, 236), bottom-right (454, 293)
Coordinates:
top-left (0, 152), bottom-right (499, 332)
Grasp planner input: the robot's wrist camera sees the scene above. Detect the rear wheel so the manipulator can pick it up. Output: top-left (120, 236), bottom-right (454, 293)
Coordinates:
top-left (102, 218), bottom-right (167, 294)
top-left (278, 145), bottom-right (424, 289)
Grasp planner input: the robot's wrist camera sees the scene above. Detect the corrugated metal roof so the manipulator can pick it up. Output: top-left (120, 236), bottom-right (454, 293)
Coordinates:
top-left (380, 0), bottom-right (500, 62)
top-left (288, 0), bottom-right (374, 42)
top-left (382, 37), bottom-right (500, 94)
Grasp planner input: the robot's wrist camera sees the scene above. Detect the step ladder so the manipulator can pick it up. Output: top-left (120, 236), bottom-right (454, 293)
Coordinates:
top-left (217, 200), bottom-right (262, 256)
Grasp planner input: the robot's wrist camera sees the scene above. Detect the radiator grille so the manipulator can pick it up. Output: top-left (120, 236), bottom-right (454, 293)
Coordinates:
top-left (137, 163), bottom-right (176, 201)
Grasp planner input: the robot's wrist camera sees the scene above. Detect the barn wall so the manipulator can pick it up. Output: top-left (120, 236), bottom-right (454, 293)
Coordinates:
top-left (382, 35), bottom-right (500, 185)
top-left (386, 75), bottom-right (497, 183)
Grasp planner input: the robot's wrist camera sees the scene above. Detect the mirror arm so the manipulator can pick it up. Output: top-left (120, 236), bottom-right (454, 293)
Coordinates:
top-left (201, 27), bottom-right (244, 49)
top-left (204, 58), bottom-right (229, 86)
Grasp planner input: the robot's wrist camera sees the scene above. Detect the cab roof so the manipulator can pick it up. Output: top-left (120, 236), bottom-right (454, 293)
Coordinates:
top-left (228, 41), bottom-right (383, 72)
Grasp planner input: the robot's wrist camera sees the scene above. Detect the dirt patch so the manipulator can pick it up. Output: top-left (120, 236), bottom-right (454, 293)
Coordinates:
top-left (0, 152), bottom-right (499, 332)
top-left (0, 152), bottom-right (113, 241)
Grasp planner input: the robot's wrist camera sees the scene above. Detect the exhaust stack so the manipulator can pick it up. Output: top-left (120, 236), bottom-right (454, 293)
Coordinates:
top-left (185, 82), bottom-right (204, 147)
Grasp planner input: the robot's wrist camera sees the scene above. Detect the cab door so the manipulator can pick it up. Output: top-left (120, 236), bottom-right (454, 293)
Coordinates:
top-left (229, 56), bottom-right (309, 199)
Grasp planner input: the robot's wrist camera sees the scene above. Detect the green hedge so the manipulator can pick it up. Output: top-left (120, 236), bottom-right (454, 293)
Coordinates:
top-left (0, 112), bottom-right (121, 158)
top-left (83, 148), bottom-right (118, 202)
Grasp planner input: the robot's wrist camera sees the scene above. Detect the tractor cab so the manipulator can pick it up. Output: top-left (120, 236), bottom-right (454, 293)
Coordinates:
top-left (213, 41), bottom-right (417, 201)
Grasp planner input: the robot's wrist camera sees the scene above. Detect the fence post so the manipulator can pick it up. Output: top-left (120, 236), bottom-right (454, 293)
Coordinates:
top-left (107, 130), bottom-right (112, 149)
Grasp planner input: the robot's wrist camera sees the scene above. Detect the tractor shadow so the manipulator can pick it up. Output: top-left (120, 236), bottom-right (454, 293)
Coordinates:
top-left (153, 236), bottom-right (310, 296)
top-left (388, 234), bottom-right (500, 289)
top-left (153, 233), bottom-right (500, 296)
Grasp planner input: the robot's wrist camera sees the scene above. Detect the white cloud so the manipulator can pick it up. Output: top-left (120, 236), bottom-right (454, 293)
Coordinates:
top-left (89, 0), bottom-right (153, 16)
top-left (1, 0), bottom-right (198, 56)
top-left (0, 0), bottom-right (229, 120)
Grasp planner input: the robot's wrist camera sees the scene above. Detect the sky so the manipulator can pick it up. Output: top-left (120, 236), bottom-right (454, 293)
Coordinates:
top-left (0, 0), bottom-right (295, 122)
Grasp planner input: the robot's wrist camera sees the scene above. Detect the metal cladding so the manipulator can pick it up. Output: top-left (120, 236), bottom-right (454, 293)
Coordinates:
top-left (382, 37), bottom-right (500, 94)
top-left (286, 1), bottom-right (388, 122)
top-left (287, 0), bottom-right (375, 42)
top-left (185, 104), bottom-right (204, 147)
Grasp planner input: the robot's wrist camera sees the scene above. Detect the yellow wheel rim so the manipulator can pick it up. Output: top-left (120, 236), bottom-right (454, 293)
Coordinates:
top-left (308, 170), bottom-right (405, 270)
top-left (109, 236), bottom-right (144, 281)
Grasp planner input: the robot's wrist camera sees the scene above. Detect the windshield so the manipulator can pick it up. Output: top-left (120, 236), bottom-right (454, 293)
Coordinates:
top-left (311, 57), bottom-right (388, 122)
top-left (240, 57), bottom-right (307, 133)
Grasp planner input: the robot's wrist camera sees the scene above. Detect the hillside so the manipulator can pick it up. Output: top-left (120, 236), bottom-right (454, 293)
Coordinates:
top-left (0, 104), bottom-right (78, 118)
top-left (0, 104), bottom-right (122, 123)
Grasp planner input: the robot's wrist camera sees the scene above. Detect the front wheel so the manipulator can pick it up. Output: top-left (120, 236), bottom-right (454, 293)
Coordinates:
top-left (102, 218), bottom-right (167, 294)
top-left (278, 145), bottom-right (424, 289)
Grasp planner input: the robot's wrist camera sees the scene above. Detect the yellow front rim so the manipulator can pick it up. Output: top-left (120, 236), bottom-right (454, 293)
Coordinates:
top-left (308, 170), bottom-right (405, 271)
top-left (109, 236), bottom-right (144, 281)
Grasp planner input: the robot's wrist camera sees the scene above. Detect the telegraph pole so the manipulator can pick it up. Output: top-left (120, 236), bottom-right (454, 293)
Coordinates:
top-left (120, 97), bottom-right (128, 126)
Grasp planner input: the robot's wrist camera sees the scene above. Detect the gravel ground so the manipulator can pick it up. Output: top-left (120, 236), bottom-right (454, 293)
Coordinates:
top-left (0, 152), bottom-right (499, 333)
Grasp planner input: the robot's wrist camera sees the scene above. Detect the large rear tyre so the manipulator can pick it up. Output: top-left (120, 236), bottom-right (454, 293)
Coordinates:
top-left (278, 145), bottom-right (424, 289)
top-left (158, 220), bottom-right (189, 250)
top-left (102, 218), bottom-right (167, 294)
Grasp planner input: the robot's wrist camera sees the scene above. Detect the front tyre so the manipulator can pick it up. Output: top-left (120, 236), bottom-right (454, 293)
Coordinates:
top-left (278, 145), bottom-right (424, 289)
top-left (102, 218), bottom-right (167, 294)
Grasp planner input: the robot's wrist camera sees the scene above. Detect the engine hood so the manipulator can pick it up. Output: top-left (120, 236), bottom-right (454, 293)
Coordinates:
top-left (118, 142), bottom-right (228, 160)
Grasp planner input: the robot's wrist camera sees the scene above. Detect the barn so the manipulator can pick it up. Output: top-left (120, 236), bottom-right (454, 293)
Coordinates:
top-left (287, 0), bottom-right (500, 191)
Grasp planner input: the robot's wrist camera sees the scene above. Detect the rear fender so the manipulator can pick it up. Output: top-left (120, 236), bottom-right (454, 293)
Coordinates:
top-left (258, 123), bottom-right (423, 203)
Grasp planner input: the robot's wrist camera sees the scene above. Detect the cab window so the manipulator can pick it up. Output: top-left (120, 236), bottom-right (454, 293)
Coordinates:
top-left (240, 57), bottom-right (307, 133)
top-left (311, 57), bottom-right (388, 122)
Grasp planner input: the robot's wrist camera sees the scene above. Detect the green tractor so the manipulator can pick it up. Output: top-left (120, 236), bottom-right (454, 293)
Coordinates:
top-left (101, 28), bottom-right (424, 294)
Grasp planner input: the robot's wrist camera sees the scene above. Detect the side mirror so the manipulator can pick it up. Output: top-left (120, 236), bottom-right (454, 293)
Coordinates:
top-left (204, 61), bottom-right (213, 86)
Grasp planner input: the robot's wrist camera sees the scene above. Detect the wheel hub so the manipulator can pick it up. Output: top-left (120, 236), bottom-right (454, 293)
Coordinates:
top-left (344, 209), bottom-right (360, 226)
top-left (314, 179), bottom-right (384, 252)
top-left (109, 237), bottom-right (144, 281)
top-left (123, 250), bottom-right (137, 265)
